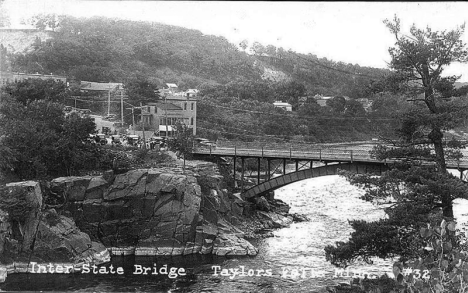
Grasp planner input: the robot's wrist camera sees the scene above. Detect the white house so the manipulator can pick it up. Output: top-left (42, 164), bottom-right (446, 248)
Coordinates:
top-left (273, 101), bottom-right (292, 111)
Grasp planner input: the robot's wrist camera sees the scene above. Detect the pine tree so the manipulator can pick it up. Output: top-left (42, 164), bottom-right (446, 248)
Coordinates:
top-left (325, 16), bottom-right (468, 266)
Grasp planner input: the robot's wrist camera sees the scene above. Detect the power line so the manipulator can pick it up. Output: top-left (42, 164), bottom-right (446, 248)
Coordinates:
top-left (198, 119), bottom-right (261, 135)
top-left (199, 102), bottom-right (398, 121)
top-left (289, 52), bottom-right (382, 80)
top-left (257, 51), bottom-right (385, 80)
top-left (197, 126), bottom-right (300, 142)
top-left (197, 125), bottom-right (382, 145)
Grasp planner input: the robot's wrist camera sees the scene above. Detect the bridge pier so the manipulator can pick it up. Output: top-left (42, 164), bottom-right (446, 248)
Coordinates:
top-left (267, 159), bottom-right (271, 180)
top-left (257, 157), bottom-right (261, 184)
top-left (241, 157), bottom-right (245, 192)
top-left (283, 159), bottom-right (286, 174)
top-left (233, 157), bottom-right (237, 186)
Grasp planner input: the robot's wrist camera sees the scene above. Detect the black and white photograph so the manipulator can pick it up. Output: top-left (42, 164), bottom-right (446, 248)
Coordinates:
top-left (1, 1), bottom-right (468, 292)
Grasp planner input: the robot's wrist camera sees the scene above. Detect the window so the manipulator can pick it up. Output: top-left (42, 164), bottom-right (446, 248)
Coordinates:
top-left (191, 103), bottom-right (194, 111)
top-left (184, 103), bottom-right (187, 110)
top-left (191, 117), bottom-right (194, 125)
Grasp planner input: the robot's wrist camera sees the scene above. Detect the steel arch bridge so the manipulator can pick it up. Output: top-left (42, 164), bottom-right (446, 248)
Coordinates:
top-left (192, 143), bottom-right (468, 198)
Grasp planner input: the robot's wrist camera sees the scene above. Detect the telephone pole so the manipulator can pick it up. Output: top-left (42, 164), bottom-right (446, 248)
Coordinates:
top-left (140, 102), bottom-right (146, 149)
top-left (120, 87), bottom-right (124, 127)
top-left (165, 95), bottom-right (168, 138)
top-left (107, 90), bottom-right (111, 116)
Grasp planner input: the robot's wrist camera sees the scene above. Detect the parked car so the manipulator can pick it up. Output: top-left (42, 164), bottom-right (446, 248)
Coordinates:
top-left (111, 135), bottom-right (122, 145)
top-left (96, 133), bottom-right (107, 145)
top-left (200, 140), bottom-right (217, 147)
top-left (127, 135), bottom-right (139, 146)
top-left (104, 114), bottom-right (117, 121)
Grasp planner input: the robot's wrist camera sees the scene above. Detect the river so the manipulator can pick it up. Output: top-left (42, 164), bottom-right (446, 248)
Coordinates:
top-left (1, 175), bottom-right (467, 292)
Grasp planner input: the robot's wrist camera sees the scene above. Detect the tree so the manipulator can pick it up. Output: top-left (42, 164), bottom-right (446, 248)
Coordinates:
top-left (273, 80), bottom-right (306, 109)
top-left (29, 14), bottom-right (60, 31)
top-left (0, 97), bottom-right (98, 180)
top-left (2, 79), bottom-right (70, 105)
top-left (344, 99), bottom-right (366, 116)
top-left (384, 16), bottom-right (468, 217)
top-left (326, 96), bottom-right (346, 113)
top-left (168, 121), bottom-right (195, 168)
top-left (325, 17), bottom-right (468, 267)
top-left (124, 76), bottom-right (160, 104)
top-left (265, 45), bottom-right (277, 56)
top-left (239, 40), bottom-right (248, 51)
top-left (250, 41), bottom-right (266, 55)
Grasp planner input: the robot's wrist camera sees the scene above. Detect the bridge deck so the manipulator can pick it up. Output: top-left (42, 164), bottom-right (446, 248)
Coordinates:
top-left (193, 146), bottom-right (468, 169)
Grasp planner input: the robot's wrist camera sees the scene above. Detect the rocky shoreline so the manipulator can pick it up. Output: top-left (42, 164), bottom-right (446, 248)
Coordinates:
top-left (0, 162), bottom-right (299, 282)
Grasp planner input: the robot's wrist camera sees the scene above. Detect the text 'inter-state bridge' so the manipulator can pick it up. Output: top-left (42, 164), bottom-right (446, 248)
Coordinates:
top-left (192, 143), bottom-right (468, 198)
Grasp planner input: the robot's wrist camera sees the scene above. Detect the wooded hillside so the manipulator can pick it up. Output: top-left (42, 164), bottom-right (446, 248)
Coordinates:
top-left (4, 15), bottom-right (387, 99)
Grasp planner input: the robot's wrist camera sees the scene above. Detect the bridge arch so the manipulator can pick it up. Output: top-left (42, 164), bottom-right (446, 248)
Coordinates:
top-left (242, 162), bottom-right (388, 199)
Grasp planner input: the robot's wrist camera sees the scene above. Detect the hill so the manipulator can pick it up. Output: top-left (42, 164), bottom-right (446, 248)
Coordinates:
top-left (1, 15), bottom-right (387, 98)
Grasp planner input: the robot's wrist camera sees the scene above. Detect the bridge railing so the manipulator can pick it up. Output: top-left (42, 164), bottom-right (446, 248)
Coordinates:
top-left (194, 144), bottom-right (375, 162)
top-left (193, 144), bottom-right (468, 168)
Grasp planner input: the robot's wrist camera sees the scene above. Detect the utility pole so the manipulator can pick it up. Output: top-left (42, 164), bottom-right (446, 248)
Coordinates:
top-left (107, 90), bottom-right (111, 116)
top-left (165, 95), bottom-right (168, 138)
top-left (140, 102), bottom-right (146, 149)
top-left (120, 86), bottom-right (124, 127)
top-left (132, 107), bottom-right (135, 134)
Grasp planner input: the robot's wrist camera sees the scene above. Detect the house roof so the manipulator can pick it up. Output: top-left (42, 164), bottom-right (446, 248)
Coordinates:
top-left (166, 83), bottom-right (178, 88)
top-left (273, 101), bottom-right (292, 107)
top-left (80, 81), bottom-right (123, 92)
top-left (147, 102), bottom-right (182, 110)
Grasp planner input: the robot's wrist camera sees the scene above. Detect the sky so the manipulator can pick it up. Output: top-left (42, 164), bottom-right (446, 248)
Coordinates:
top-left (2, 1), bottom-right (468, 81)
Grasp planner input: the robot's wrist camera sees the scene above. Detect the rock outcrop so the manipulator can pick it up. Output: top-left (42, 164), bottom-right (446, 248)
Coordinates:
top-left (49, 165), bottom-right (257, 257)
top-left (0, 181), bottom-right (109, 280)
top-left (0, 162), bottom-right (297, 282)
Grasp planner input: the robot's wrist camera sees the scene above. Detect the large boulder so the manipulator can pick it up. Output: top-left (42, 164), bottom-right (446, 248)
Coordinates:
top-left (50, 177), bottom-right (92, 202)
top-left (32, 209), bottom-right (109, 263)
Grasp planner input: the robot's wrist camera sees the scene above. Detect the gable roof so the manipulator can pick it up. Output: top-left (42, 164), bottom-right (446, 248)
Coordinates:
top-left (80, 81), bottom-right (123, 92)
top-left (166, 83), bottom-right (178, 88)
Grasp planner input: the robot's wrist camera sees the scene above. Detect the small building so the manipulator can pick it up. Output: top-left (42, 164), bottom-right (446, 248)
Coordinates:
top-left (0, 71), bottom-right (12, 86)
top-left (273, 101), bottom-right (292, 111)
top-left (140, 94), bottom-right (197, 136)
top-left (0, 71), bottom-right (67, 85)
top-left (80, 81), bottom-right (123, 94)
top-left (315, 96), bottom-right (334, 107)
